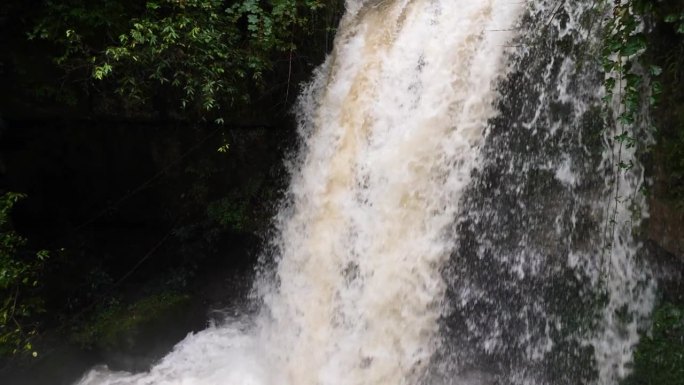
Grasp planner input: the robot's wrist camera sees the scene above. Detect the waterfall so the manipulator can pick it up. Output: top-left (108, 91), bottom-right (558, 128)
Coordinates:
top-left (76, 1), bottom-right (655, 385)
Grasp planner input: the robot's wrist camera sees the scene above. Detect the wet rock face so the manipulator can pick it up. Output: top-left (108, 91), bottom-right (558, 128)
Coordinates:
top-left (438, 3), bottom-right (640, 385)
top-left (648, 199), bottom-right (684, 262)
top-left (643, 2), bottom-right (684, 266)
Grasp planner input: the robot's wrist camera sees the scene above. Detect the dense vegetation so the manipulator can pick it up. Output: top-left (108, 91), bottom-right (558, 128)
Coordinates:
top-left (0, 193), bottom-right (47, 357)
top-left (0, 0), bottom-right (343, 369)
top-left (624, 303), bottom-right (684, 385)
top-left (2, 0), bottom-right (342, 120)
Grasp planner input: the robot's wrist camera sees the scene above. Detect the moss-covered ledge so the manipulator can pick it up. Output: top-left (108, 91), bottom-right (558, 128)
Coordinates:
top-left (622, 302), bottom-right (684, 385)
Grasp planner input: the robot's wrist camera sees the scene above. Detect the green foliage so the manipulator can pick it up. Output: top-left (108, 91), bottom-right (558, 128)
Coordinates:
top-left (30, 0), bottom-right (338, 120)
top-left (207, 196), bottom-right (250, 232)
top-left (71, 292), bottom-right (190, 349)
top-left (26, 0), bottom-right (141, 108)
top-left (602, 0), bottom-right (684, 206)
top-left (664, 9), bottom-right (684, 35)
top-left (623, 303), bottom-right (684, 385)
top-left (601, 1), bottom-right (655, 145)
top-left (599, 0), bottom-right (655, 253)
top-left (29, 1), bottom-right (135, 64)
top-left (0, 193), bottom-right (48, 357)
top-left (598, 0), bottom-right (684, 241)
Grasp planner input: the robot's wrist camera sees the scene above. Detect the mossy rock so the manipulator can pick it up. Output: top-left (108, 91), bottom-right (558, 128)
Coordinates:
top-left (623, 303), bottom-right (684, 385)
top-left (71, 292), bottom-right (191, 352)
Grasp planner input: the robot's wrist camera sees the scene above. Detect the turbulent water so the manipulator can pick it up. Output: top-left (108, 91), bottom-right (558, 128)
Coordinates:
top-left (76, 1), bottom-right (655, 385)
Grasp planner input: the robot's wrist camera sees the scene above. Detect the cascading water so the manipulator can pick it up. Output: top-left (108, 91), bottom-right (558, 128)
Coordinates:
top-left (75, 1), bottom-right (655, 385)
top-left (436, 2), bottom-right (655, 384)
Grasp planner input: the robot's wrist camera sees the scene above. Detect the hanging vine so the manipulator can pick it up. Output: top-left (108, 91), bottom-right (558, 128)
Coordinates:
top-left (600, 0), bottom-right (684, 271)
top-left (599, 0), bottom-right (660, 259)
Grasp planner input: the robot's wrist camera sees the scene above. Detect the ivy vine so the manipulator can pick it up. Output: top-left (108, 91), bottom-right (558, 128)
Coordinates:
top-left (600, 0), bottom-right (684, 254)
top-left (600, 0), bottom-right (658, 256)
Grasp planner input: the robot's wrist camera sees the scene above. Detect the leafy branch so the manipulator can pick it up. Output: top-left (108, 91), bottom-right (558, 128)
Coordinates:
top-left (0, 193), bottom-right (48, 358)
top-left (29, 0), bottom-right (339, 121)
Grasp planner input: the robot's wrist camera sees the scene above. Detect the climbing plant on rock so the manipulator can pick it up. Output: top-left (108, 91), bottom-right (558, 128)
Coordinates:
top-left (600, 0), bottom-right (684, 234)
top-left (599, 0), bottom-right (661, 252)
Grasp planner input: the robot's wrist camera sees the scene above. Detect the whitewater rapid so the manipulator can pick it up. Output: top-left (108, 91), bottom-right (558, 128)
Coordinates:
top-left (77, 1), bottom-right (524, 384)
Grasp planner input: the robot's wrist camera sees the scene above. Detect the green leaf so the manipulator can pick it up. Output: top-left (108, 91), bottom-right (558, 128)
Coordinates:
top-left (618, 112), bottom-right (635, 125)
top-left (665, 14), bottom-right (679, 23)
top-left (650, 65), bottom-right (662, 76)
top-left (619, 160), bottom-right (634, 171)
top-left (652, 81), bottom-right (663, 95)
top-left (620, 35), bottom-right (646, 57)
